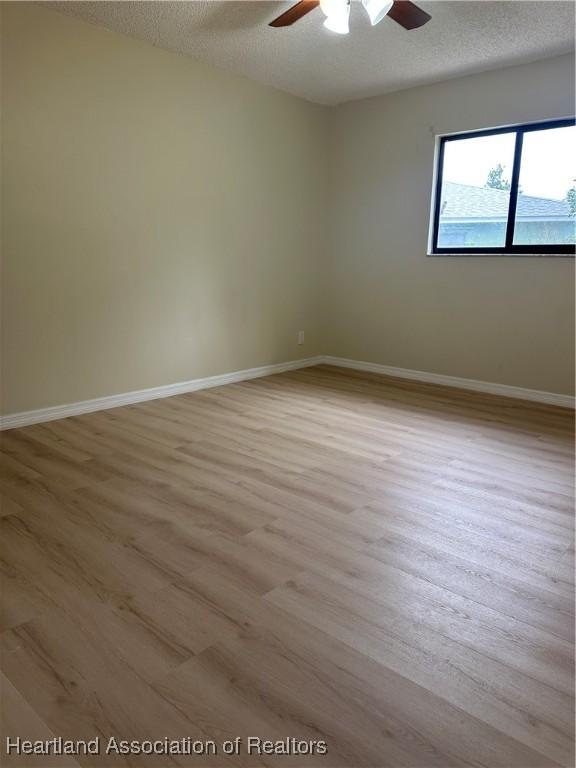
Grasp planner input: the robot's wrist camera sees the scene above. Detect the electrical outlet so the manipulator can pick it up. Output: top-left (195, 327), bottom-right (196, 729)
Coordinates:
top-left (297, 330), bottom-right (305, 345)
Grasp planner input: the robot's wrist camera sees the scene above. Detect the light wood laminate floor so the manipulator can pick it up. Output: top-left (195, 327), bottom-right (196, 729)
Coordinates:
top-left (0, 365), bottom-right (574, 767)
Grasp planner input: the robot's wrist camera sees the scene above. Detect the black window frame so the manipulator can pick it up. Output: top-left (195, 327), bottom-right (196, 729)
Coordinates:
top-left (430, 118), bottom-right (576, 256)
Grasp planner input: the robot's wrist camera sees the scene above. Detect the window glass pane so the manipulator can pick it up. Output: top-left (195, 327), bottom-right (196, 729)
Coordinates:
top-left (437, 132), bottom-right (516, 249)
top-left (513, 125), bottom-right (576, 246)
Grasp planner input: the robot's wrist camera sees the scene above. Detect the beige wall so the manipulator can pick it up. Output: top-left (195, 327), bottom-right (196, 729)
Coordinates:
top-left (327, 54), bottom-right (575, 396)
top-left (1, 4), bottom-right (574, 416)
top-left (1, 3), bottom-right (328, 414)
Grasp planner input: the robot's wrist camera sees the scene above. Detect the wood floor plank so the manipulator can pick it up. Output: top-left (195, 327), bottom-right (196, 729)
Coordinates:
top-left (154, 564), bottom-right (565, 767)
top-left (0, 615), bottom-right (223, 767)
top-left (355, 504), bottom-right (574, 597)
top-left (274, 518), bottom-right (575, 693)
top-left (0, 674), bottom-right (81, 767)
top-left (367, 529), bottom-right (574, 642)
top-left (266, 573), bottom-right (573, 765)
top-left (1, 365), bottom-right (573, 767)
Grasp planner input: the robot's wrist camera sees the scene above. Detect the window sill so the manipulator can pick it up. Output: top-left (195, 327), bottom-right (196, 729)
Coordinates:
top-left (427, 252), bottom-right (575, 258)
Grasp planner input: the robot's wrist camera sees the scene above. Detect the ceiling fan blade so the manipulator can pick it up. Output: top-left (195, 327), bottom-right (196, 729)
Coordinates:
top-left (387, 1), bottom-right (431, 30)
top-left (269, 0), bottom-right (320, 27)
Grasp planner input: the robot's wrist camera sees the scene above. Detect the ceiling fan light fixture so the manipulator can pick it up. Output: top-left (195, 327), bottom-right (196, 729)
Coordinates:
top-left (323, 13), bottom-right (349, 34)
top-left (319, 0), bottom-right (343, 17)
top-left (361, 0), bottom-right (394, 26)
top-left (321, 0), bottom-right (350, 34)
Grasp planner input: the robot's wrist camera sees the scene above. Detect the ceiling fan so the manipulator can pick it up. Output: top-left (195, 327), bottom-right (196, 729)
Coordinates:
top-left (270, 0), bottom-right (431, 35)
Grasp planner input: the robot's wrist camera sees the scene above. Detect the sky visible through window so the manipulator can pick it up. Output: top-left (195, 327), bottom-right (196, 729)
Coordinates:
top-left (442, 125), bottom-right (575, 201)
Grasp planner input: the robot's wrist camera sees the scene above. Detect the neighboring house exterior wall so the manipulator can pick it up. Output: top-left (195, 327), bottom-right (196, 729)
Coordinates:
top-left (514, 220), bottom-right (575, 245)
top-left (438, 181), bottom-right (575, 247)
top-left (440, 220), bottom-right (575, 247)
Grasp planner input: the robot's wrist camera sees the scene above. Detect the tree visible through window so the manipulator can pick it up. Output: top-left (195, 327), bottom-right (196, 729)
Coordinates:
top-left (567, 181), bottom-right (576, 217)
top-left (431, 119), bottom-right (575, 255)
top-left (486, 163), bottom-right (512, 191)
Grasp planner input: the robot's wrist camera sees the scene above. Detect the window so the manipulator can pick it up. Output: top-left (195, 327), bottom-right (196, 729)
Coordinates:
top-left (430, 119), bottom-right (576, 255)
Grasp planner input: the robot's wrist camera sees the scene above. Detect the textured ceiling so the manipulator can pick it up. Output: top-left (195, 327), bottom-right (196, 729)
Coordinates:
top-left (47, 1), bottom-right (575, 105)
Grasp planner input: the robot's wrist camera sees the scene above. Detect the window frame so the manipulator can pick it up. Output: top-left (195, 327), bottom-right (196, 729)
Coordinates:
top-left (430, 118), bottom-right (576, 257)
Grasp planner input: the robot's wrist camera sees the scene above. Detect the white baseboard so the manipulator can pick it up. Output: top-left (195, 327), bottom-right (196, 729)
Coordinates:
top-left (2, 353), bottom-right (572, 430)
top-left (321, 356), bottom-right (575, 409)
top-left (0, 356), bottom-right (324, 431)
